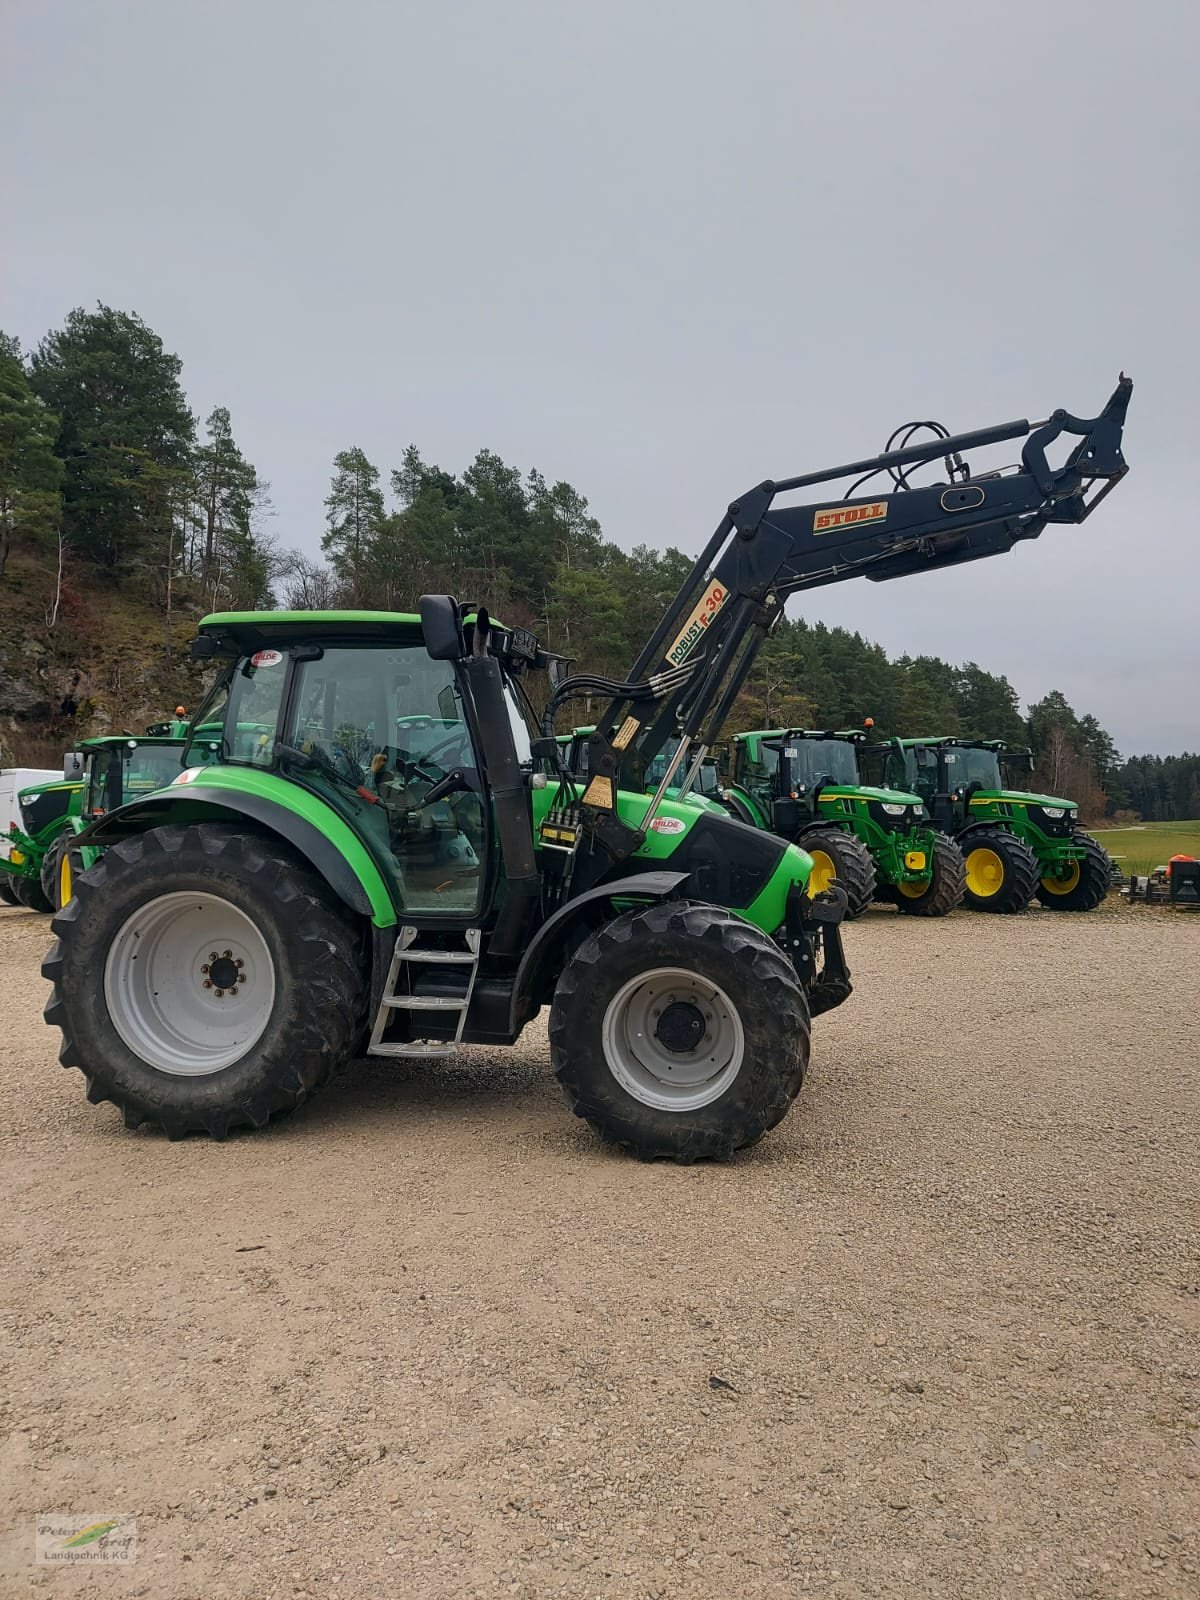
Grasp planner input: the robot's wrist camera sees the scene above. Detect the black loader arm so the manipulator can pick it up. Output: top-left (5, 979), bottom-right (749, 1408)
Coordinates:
top-left (555, 376), bottom-right (1131, 875)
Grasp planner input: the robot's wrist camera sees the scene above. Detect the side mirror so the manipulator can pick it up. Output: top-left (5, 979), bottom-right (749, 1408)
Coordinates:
top-left (63, 751), bottom-right (85, 782)
top-left (419, 594), bottom-right (465, 662)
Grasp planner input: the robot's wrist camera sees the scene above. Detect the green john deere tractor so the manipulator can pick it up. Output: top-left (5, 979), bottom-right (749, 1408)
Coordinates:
top-left (868, 737), bottom-right (1114, 913)
top-left (43, 378), bottom-right (1132, 1158)
top-left (1, 775), bottom-right (85, 911)
top-left (1, 714), bottom-right (200, 913)
top-left (47, 721), bottom-right (219, 911)
top-left (720, 728), bottom-right (965, 917)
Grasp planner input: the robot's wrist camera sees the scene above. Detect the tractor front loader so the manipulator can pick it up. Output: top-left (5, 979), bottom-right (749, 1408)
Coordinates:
top-left (45, 377), bottom-right (1131, 1160)
top-left (871, 737), bottom-right (1115, 913)
top-left (721, 728), bottom-right (965, 917)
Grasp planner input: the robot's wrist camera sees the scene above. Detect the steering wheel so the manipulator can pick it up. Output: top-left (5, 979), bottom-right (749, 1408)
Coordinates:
top-left (396, 730), bottom-right (471, 785)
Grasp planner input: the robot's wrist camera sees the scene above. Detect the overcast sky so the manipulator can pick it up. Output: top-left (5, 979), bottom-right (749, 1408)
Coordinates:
top-left (4, 0), bottom-right (1195, 755)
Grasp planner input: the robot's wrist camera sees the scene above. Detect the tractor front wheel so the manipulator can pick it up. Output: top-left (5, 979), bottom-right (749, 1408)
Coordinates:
top-left (43, 823), bottom-right (365, 1137)
top-left (549, 899), bottom-right (810, 1162)
top-left (796, 828), bottom-right (876, 919)
top-left (41, 835), bottom-right (73, 911)
top-left (13, 873), bottom-right (52, 912)
top-left (960, 829), bottom-right (1038, 913)
top-left (1035, 833), bottom-right (1113, 912)
top-left (894, 834), bottom-right (966, 917)
top-left (0, 874), bottom-right (18, 906)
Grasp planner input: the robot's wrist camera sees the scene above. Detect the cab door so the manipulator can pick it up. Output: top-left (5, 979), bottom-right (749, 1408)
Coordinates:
top-left (285, 644), bottom-right (488, 918)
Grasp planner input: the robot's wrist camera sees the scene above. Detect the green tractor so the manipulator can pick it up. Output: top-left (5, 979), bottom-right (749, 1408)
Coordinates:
top-left (720, 728), bottom-right (965, 917)
top-left (43, 380), bottom-right (1132, 1158)
top-left (47, 720), bottom-right (219, 911)
top-left (1, 774), bottom-right (85, 911)
top-left (1, 714), bottom-right (202, 913)
top-left (868, 737), bottom-right (1114, 913)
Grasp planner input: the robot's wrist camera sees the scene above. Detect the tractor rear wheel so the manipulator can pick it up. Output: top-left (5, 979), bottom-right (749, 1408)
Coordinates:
top-left (42, 823), bottom-right (365, 1137)
top-left (960, 829), bottom-right (1038, 913)
top-left (549, 898), bottom-right (810, 1162)
top-left (1035, 833), bottom-right (1113, 912)
top-left (796, 828), bottom-right (876, 919)
top-left (894, 834), bottom-right (966, 917)
top-left (14, 873), bottom-right (52, 912)
top-left (0, 875), bottom-right (18, 906)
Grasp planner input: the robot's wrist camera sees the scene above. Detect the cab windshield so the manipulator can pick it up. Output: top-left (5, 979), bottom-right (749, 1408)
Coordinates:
top-left (642, 740), bottom-right (719, 797)
top-left (940, 746), bottom-right (1003, 792)
top-left (778, 738), bottom-right (860, 790)
top-left (86, 743), bottom-right (191, 816)
top-left (644, 739), bottom-right (690, 790)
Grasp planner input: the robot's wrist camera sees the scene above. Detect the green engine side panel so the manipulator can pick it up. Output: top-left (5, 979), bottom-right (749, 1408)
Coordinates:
top-left (532, 783), bottom-right (813, 934)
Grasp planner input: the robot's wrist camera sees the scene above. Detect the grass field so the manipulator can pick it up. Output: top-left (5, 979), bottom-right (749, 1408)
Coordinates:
top-left (1091, 819), bottom-right (1200, 876)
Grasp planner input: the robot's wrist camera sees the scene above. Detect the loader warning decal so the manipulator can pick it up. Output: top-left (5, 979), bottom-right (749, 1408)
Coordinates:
top-left (812, 501), bottom-right (888, 535)
top-left (612, 716), bottom-right (641, 751)
top-left (582, 775), bottom-right (615, 810)
top-left (665, 581), bottom-right (728, 668)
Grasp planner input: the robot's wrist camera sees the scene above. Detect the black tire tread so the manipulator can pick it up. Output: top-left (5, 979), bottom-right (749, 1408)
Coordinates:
top-left (14, 873), bottom-right (52, 912)
top-left (42, 823), bottom-right (364, 1138)
top-left (549, 899), bottom-right (810, 1163)
top-left (796, 828), bottom-right (877, 919)
top-left (41, 834), bottom-right (69, 911)
top-left (959, 828), bottom-right (1038, 914)
top-left (894, 834), bottom-right (966, 917)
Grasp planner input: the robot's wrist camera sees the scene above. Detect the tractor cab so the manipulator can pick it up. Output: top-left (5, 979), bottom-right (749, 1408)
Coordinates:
top-left (181, 610), bottom-right (540, 918)
top-left (880, 738), bottom-right (1075, 836)
top-left (78, 735), bottom-right (219, 821)
top-left (729, 729), bottom-right (925, 837)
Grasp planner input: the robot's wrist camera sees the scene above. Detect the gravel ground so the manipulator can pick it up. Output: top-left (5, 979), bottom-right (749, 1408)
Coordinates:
top-left (1, 898), bottom-right (1198, 1599)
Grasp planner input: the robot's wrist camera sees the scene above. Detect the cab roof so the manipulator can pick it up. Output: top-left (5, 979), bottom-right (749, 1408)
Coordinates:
top-left (198, 610), bottom-right (425, 652)
top-left (897, 736), bottom-right (1033, 755)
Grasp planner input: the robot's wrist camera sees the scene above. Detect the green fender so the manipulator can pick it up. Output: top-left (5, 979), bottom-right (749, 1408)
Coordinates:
top-left (78, 767), bottom-right (397, 926)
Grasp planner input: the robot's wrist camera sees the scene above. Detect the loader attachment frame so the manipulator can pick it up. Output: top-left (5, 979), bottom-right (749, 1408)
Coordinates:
top-left (552, 376), bottom-right (1132, 885)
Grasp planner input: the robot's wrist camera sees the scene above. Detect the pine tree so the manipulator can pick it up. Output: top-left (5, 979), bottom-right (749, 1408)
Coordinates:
top-left (29, 306), bottom-right (195, 573)
top-left (0, 333), bottom-right (63, 581)
top-left (322, 448), bottom-right (385, 604)
top-left (193, 406), bottom-right (259, 596)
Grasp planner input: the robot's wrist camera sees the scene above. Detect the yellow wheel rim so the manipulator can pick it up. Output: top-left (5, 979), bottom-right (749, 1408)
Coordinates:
top-left (965, 846), bottom-right (1005, 897)
top-left (896, 879), bottom-right (927, 899)
top-left (1040, 860), bottom-right (1081, 896)
top-left (807, 849), bottom-right (837, 895)
top-left (60, 851), bottom-right (73, 906)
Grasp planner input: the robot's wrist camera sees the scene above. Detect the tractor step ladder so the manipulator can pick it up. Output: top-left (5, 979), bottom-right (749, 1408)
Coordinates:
top-left (368, 926), bottom-right (482, 1058)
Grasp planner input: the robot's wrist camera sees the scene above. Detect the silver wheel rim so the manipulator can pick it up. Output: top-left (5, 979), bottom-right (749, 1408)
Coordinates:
top-left (103, 892), bottom-right (276, 1076)
top-left (601, 966), bottom-right (745, 1112)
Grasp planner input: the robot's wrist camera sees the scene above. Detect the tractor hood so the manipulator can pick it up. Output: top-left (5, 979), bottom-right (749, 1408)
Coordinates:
top-left (969, 789), bottom-right (1076, 812)
top-left (819, 784), bottom-right (924, 808)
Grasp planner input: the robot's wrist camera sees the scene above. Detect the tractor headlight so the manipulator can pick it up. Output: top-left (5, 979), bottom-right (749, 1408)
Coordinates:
top-left (880, 803), bottom-right (907, 816)
top-left (1042, 807), bottom-right (1065, 819)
